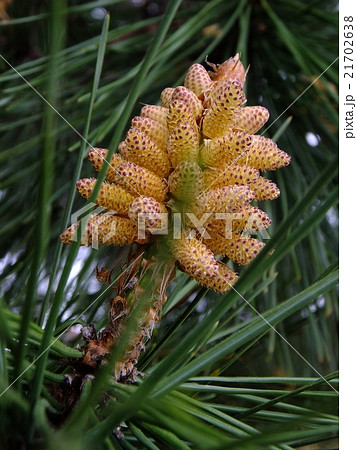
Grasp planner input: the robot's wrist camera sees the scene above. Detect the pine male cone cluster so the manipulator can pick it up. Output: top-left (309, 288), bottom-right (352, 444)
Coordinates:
top-left (61, 54), bottom-right (290, 294)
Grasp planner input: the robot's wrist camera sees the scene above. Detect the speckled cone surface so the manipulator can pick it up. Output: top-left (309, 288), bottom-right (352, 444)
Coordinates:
top-left (61, 54), bottom-right (290, 294)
